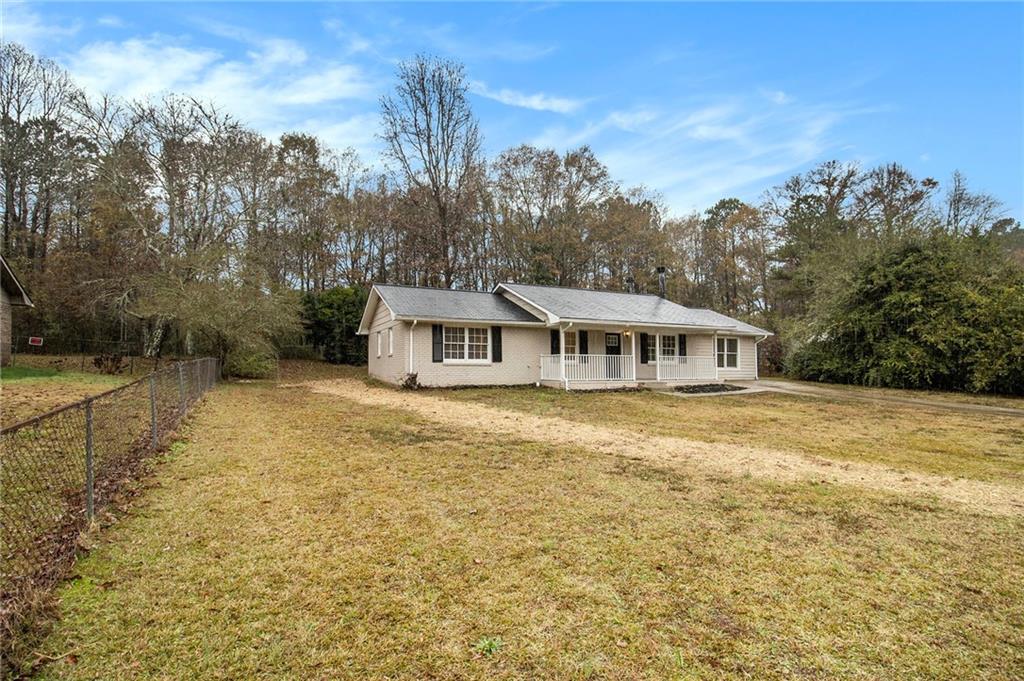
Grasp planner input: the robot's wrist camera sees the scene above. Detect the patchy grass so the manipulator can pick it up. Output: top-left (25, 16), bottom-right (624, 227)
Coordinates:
top-left (275, 359), bottom-right (366, 383)
top-left (0, 369), bottom-right (127, 428)
top-left (438, 387), bottom-right (1024, 484)
top-left (34, 382), bottom-right (1024, 679)
top-left (8, 354), bottom-right (171, 378)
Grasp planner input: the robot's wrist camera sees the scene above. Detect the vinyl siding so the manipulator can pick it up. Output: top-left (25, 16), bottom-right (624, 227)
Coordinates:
top-left (716, 335), bottom-right (758, 380)
top-left (1, 287), bottom-right (11, 367)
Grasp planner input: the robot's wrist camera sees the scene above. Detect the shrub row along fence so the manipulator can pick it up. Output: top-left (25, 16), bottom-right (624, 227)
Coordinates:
top-left (0, 358), bottom-right (220, 662)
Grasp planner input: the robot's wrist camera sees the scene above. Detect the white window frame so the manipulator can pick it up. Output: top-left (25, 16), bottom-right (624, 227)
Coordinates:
top-left (644, 334), bottom-right (657, 362)
top-left (660, 334), bottom-right (676, 358)
top-left (717, 336), bottom-right (739, 369)
top-left (376, 331), bottom-right (382, 358)
top-left (388, 327), bottom-right (394, 356)
top-left (442, 326), bottom-right (491, 364)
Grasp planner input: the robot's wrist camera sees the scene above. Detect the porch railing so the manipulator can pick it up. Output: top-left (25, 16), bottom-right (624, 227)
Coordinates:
top-left (540, 354), bottom-right (636, 383)
top-left (657, 356), bottom-right (717, 381)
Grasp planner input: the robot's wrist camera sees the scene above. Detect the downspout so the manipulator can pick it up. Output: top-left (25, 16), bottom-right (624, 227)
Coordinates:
top-left (754, 334), bottom-right (767, 381)
top-left (713, 331), bottom-right (719, 381)
top-left (408, 320), bottom-right (418, 375)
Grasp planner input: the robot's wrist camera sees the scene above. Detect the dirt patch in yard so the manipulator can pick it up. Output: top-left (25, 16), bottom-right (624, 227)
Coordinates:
top-left (306, 378), bottom-right (1024, 517)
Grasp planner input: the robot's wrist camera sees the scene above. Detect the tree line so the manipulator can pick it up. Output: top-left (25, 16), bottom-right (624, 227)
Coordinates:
top-left (2, 43), bottom-right (1021, 390)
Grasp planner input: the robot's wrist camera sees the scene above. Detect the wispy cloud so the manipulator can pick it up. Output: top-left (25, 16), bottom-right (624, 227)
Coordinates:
top-left (760, 88), bottom-right (790, 105)
top-left (1, 3), bottom-right (79, 50)
top-left (97, 15), bottom-right (126, 29)
top-left (322, 18), bottom-right (375, 55)
top-left (64, 33), bottom-right (380, 157)
top-left (533, 96), bottom-right (871, 214)
top-left (418, 22), bottom-right (556, 62)
top-left (471, 80), bottom-right (584, 114)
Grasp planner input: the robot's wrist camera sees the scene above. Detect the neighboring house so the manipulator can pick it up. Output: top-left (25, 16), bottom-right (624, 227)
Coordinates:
top-left (357, 282), bottom-right (771, 390)
top-left (0, 255), bottom-right (34, 367)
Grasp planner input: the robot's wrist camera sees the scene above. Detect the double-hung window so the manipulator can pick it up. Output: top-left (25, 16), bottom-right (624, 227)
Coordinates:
top-left (444, 326), bottom-right (490, 362)
top-left (717, 337), bottom-right (738, 368)
top-left (388, 328), bottom-right (394, 356)
top-left (467, 327), bottom-right (489, 360)
top-left (660, 335), bottom-right (676, 358)
top-left (376, 331), bottom-right (382, 358)
top-left (645, 335), bottom-right (657, 362)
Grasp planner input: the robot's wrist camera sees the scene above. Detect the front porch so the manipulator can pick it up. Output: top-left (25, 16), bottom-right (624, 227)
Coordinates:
top-left (538, 326), bottom-right (721, 390)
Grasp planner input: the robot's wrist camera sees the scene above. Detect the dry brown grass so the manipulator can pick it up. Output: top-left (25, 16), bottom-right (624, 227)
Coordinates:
top-left (0, 367), bottom-right (128, 428)
top-left (438, 385), bottom-right (1024, 484)
top-left (34, 381), bottom-right (1024, 679)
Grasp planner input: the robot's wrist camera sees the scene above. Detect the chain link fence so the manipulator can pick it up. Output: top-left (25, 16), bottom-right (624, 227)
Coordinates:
top-left (9, 335), bottom-right (197, 378)
top-left (0, 358), bottom-right (220, 665)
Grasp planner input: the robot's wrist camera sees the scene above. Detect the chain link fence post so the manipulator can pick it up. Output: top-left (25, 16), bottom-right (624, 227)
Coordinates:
top-left (149, 375), bottom-right (159, 449)
top-left (177, 363), bottom-right (186, 413)
top-left (85, 400), bottom-right (95, 521)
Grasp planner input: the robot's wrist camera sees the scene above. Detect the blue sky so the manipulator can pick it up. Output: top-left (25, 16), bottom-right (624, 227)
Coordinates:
top-left (4, 1), bottom-right (1022, 219)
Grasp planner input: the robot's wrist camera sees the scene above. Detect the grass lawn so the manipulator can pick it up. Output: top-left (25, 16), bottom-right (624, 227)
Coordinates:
top-left (764, 376), bottom-right (1024, 410)
top-left (33, 380), bottom-right (1024, 679)
top-left (439, 387), bottom-right (1024, 484)
top-left (0, 367), bottom-right (128, 428)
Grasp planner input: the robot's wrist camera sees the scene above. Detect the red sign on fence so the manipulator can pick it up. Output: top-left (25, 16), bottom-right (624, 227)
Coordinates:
top-left (27, 336), bottom-right (43, 347)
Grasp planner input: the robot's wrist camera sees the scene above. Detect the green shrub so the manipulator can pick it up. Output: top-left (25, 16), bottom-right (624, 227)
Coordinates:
top-left (786, 233), bottom-right (1024, 394)
top-left (225, 350), bottom-right (276, 379)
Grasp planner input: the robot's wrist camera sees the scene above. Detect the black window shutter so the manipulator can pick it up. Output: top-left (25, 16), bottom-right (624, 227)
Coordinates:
top-left (679, 334), bottom-right (687, 357)
top-left (550, 329), bottom-right (560, 354)
top-left (432, 324), bottom-right (443, 363)
top-left (491, 326), bottom-right (502, 362)
top-left (579, 330), bottom-right (588, 355)
top-left (639, 333), bottom-right (649, 364)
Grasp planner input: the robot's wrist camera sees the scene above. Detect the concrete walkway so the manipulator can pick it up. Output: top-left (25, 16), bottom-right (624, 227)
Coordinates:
top-left (737, 379), bottom-right (1024, 417)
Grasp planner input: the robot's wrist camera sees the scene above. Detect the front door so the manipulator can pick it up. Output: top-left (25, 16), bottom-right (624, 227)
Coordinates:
top-left (605, 333), bottom-right (621, 378)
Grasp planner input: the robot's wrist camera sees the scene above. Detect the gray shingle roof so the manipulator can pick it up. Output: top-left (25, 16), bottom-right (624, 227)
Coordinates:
top-left (374, 284), bottom-right (544, 324)
top-left (498, 282), bottom-right (770, 335)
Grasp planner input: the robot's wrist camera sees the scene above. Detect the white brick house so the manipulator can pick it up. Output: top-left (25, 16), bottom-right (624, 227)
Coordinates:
top-left (357, 282), bottom-right (771, 390)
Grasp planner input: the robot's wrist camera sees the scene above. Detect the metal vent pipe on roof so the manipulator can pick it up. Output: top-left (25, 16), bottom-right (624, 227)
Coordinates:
top-left (656, 266), bottom-right (667, 298)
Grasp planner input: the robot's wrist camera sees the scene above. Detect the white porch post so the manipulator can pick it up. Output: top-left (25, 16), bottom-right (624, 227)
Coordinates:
top-left (559, 325), bottom-right (567, 390)
top-left (629, 328), bottom-right (636, 381)
top-left (655, 331), bottom-right (661, 382)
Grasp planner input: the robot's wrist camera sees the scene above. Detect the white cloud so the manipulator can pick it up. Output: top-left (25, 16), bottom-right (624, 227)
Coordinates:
top-left (471, 81), bottom-right (583, 114)
top-left (69, 37), bottom-right (220, 102)
top-left (63, 33), bottom-right (379, 149)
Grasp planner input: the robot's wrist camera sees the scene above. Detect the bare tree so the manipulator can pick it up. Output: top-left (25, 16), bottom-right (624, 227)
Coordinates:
top-left (379, 55), bottom-right (483, 287)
